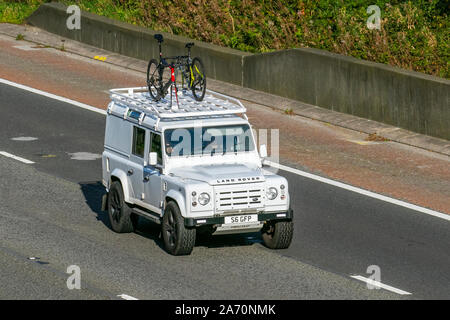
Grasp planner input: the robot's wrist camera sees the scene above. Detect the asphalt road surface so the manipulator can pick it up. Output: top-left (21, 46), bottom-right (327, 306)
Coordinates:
top-left (0, 82), bottom-right (449, 299)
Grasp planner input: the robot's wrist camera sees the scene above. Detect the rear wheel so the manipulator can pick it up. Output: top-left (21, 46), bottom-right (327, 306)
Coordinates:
top-left (190, 57), bottom-right (206, 101)
top-left (261, 220), bottom-right (293, 249)
top-left (147, 59), bottom-right (162, 101)
top-left (107, 181), bottom-right (136, 233)
top-left (161, 201), bottom-right (196, 255)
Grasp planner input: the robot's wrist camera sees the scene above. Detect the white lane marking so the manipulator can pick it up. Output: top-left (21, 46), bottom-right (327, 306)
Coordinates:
top-left (11, 136), bottom-right (38, 141)
top-left (350, 275), bottom-right (412, 295)
top-left (0, 151), bottom-right (35, 164)
top-left (1, 78), bottom-right (448, 221)
top-left (266, 160), bottom-right (450, 221)
top-left (0, 78), bottom-right (106, 115)
top-left (68, 152), bottom-right (102, 161)
top-left (117, 294), bottom-right (139, 300)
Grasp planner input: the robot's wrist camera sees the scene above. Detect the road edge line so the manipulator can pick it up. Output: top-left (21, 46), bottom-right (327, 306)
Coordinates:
top-left (0, 151), bottom-right (35, 164)
top-left (0, 78), bottom-right (106, 115)
top-left (350, 275), bottom-right (412, 295)
top-left (266, 160), bottom-right (449, 221)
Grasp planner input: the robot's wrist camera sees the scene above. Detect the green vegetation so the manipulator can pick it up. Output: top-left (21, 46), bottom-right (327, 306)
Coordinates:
top-left (0, 0), bottom-right (42, 24)
top-left (1, 0), bottom-right (448, 78)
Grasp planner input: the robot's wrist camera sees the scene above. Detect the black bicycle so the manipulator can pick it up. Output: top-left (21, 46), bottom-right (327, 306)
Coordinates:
top-left (147, 34), bottom-right (206, 102)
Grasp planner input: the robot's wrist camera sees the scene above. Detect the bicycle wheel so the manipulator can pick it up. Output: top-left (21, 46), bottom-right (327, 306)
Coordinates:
top-left (147, 59), bottom-right (162, 101)
top-left (190, 57), bottom-right (206, 101)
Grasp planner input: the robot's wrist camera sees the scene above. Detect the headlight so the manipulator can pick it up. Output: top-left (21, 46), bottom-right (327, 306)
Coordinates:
top-left (198, 192), bottom-right (210, 205)
top-left (266, 187), bottom-right (278, 200)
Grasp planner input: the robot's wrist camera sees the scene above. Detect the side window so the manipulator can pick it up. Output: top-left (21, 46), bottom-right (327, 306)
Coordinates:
top-left (150, 132), bottom-right (162, 165)
top-left (132, 126), bottom-right (145, 158)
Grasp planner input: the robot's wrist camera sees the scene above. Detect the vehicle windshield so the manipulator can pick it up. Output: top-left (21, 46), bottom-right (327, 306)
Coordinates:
top-left (164, 124), bottom-right (255, 157)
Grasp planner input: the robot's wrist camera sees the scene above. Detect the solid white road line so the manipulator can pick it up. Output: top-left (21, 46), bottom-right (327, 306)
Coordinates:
top-left (350, 275), bottom-right (412, 295)
top-left (0, 78), bottom-right (107, 115)
top-left (1, 78), bottom-right (448, 222)
top-left (0, 151), bottom-right (35, 164)
top-left (266, 160), bottom-right (450, 222)
top-left (117, 294), bottom-right (139, 300)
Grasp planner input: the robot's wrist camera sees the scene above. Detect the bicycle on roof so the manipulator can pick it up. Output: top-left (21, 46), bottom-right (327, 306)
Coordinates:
top-left (146, 34), bottom-right (207, 103)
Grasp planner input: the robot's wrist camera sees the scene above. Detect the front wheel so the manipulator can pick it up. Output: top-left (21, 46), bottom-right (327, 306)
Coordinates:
top-left (107, 181), bottom-right (136, 233)
top-left (147, 59), bottom-right (162, 101)
top-left (261, 220), bottom-right (293, 249)
top-left (161, 201), bottom-right (196, 255)
top-left (190, 57), bottom-right (206, 101)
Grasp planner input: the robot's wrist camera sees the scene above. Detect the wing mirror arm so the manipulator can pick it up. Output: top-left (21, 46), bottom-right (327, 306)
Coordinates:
top-left (144, 152), bottom-right (159, 181)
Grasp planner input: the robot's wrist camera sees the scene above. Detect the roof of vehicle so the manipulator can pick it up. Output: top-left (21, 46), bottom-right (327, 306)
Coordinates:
top-left (108, 87), bottom-right (249, 131)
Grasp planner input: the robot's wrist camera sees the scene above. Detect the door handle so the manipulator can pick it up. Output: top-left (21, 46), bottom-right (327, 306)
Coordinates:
top-left (128, 169), bottom-right (134, 175)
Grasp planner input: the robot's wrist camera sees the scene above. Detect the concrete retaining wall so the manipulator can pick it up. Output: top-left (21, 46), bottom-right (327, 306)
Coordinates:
top-left (244, 49), bottom-right (450, 140)
top-left (27, 3), bottom-right (450, 140)
top-left (27, 2), bottom-right (250, 86)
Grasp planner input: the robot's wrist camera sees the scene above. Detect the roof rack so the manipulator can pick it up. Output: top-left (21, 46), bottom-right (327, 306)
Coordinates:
top-left (109, 87), bottom-right (246, 120)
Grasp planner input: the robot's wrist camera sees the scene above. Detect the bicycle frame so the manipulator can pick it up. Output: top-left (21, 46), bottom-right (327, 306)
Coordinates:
top-left (149, 34), bottom-right (205, 103)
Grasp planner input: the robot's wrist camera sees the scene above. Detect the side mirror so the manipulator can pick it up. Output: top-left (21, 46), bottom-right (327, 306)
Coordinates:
top-left (259, 144), bottom-right (268, 158)
top-left (149, 152), bottom-right (158, 166)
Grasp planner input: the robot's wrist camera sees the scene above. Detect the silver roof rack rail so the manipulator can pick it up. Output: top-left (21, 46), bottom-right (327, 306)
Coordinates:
top-left (109, 87), bottom-right (246, 120)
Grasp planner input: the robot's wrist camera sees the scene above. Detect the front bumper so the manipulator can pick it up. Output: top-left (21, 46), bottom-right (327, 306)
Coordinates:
top-left (184, 208), bottom-right (293, 227)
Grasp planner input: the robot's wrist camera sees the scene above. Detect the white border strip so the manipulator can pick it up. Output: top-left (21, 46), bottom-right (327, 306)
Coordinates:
top-left (1, 78), bottom-right (448, 221)
top-left (350, 275), bottom-right (412, 295)
top-left (0, 151), bottom-right (35, 164)
top-left (266, 160), bottom-right (450, 221)
top-left (0, 78), bottom-right (106, 115)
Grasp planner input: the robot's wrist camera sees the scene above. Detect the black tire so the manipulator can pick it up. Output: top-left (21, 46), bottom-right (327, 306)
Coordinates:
top-left (147, 58), bottom-right (162, 101)
top-left (161, 201), bottom-right (196, 255)
top-left (107, 181), bottom-right (136, 233)
top-left (261, 220), bottom-right (293, 249)
top-left (190, 57), bottom-right (206, 101)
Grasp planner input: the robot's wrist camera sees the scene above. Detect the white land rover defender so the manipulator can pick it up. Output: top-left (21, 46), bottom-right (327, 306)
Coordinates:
top-left (102, 87), bottom-right (293, 255)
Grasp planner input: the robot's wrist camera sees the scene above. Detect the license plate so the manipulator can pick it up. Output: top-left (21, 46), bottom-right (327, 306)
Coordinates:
top-left (224, 214), bottom-right (258, 224)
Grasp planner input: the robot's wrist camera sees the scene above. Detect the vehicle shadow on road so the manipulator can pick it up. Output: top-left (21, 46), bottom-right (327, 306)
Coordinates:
top-left (79, 181), bottom-right (262, 251)
top-left (79, 181), bottom-right (166, 249)
top-left (134, 220), bottom-right (262, 252)
top-left (134, 218), bottom-right (166, 250)
top-left (79, 181), bottom-right (112, 230)
top-left (195, 232), bottom-right (262, 249)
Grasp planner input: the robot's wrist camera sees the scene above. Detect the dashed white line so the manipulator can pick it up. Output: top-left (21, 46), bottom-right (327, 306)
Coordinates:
top-left (0, 78), bottom-right (106, 115)
top-left (350, 275), bottom-right (412, 295)
top-left (266, 160), bottom-right (450, 222)
top-left (11, 136), bottom-right (38, 141)
top-left (117, 294), bottom-right (139, 300)
top-left (1, 78), bottom-right (448, 222)
top-left (0, 151), bottom-right (34, 164)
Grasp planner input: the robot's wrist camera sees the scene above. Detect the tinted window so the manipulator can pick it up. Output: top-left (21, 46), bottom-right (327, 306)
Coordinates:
top-left (164, 124), bottom-right (255, 157)
top-left (132, 126), bottom-right (145, 157)
top-left (150, 133), bottom-right (162, 165)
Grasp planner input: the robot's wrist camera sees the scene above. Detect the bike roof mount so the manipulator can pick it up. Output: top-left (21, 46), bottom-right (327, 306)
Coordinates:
top-left (109, 87), bottom-right (247, 120)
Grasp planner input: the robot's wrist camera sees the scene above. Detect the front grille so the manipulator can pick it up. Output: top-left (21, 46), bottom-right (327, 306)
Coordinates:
top-left (215, 184), bottom-right (264, 212)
